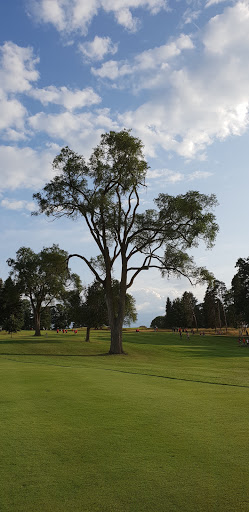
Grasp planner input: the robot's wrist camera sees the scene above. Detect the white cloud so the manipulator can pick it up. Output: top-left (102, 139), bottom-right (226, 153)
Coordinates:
top-left (2, 129), bottom-right (28, 142)
top-left (205, 0), bottom-right (230, 7)
top-left (28, 108), bottom-right (119, 154)
top-left (136, 301), bottom-right (150, 311)
top-left (2, 3), bottom-right (249, 169)
top-left (117, 1), bottom-right (249, 159)
top-left (78, 36), bottom-right (118, 62)
top-left (0, 42), bottom-right (39, 138)
top-left (29, 85), bottom-right (101, 110)
top-left (0, 41), bottom-right (39, 93)
top-left (203, 1), bottom-right (249, 55)
top-left (1, 198), bottom-right (35, 211)
top-left (114, 7), bottom-right (139, 31)
top-left (0, 146), bottom-right (56, 190)
top-left (181, 8), bottom-right (201, 26)
top-left (188, 170), bottom-right (213, 180)
top-left (135, 33), bottom-right (193, 69)
top-left (92, 60), bottom-right (132, 80)
top-left (147, 168), bottom-right (184, 182)
top-left (0, 92), bottom-right (27, 132)
top-left (92, 34), bottom-right (194, 79)
top-left (28, 0), bottom-right (169, 34)
top-left (147, 168), bottom-right (213, 183)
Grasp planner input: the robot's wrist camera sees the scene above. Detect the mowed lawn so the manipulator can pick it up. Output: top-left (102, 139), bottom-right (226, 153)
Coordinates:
top-left (0, 330), bottom-right (249, 512)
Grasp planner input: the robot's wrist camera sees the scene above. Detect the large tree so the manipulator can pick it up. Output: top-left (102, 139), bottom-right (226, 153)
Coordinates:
top-left (33, 130), bottom-right (218, 353)
top-left (7, 245), bottom-right (77, 336)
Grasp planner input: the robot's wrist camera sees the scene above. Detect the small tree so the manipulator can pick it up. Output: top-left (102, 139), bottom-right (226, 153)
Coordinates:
top-left (150, 316), bottom-right (165, 329)
top-left (6, 314), bottom-right (21, 337)
top-left (33, 130), bottom-right (218, 353)
top-left (7, 245), bottom-right (75, 336)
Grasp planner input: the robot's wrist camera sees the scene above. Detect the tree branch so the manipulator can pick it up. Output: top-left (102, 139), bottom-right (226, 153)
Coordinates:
top-left (66, 254), bottom-right (104, 284)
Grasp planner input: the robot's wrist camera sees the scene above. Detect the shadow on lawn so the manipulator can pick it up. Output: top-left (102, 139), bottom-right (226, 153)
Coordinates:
top-left (125, 335), bottom-right (249, 358)
top-left (0, 340), bottom-right (64, 345)
top-left (0, 352), bottom-right (112, 357)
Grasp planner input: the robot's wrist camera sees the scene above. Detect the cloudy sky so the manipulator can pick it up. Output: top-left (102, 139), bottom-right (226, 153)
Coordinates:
top-left (1, 0), bottom-right (249, 326)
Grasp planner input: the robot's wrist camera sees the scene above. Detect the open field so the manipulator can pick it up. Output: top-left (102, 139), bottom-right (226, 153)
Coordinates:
top-left (0, 329), bottom-right (249, 511)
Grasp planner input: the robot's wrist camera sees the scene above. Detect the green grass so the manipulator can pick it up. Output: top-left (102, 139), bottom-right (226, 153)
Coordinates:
top-left (0, 329), bottom-right (249, 511)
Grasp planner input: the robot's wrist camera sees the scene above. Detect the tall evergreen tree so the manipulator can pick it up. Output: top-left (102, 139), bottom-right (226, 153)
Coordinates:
top-left (0, 277), bottom-right (23, 331)
top-left (231, 258), bottom-right (249, 326)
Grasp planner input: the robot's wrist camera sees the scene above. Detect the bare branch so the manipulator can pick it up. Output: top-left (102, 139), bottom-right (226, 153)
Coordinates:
top-left (66, 254), bottom-right (104, 284)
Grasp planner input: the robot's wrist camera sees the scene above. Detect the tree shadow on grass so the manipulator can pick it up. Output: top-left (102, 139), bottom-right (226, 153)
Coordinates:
top-left (125, 336), bottom-right (249, 358)
top-left (0, 352), bottom-right (113, 357)
top-left (0, 339), bottom-right (63, 345)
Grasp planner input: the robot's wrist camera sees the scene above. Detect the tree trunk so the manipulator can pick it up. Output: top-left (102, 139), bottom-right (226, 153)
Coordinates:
top-left (85, 326), bottom-right (90, 342)
top-left (109, 317), bottom-right (124, 354)
top-left (104, 250), bottom-right (127, 355)
top-left (105, 286), bottom-right (125, 354)
top-left (193, 310), bottom-right (198, 332)
top-left (221, 302), bottom-right (228, 333)
top-left (34, 309), bottom-right (41, 336)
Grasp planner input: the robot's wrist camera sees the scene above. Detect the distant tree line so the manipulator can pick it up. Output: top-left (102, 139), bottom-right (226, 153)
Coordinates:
top-left (150, 257), bottom-right (249, 330)
top-left (0, 245), bottom-right (137, 339)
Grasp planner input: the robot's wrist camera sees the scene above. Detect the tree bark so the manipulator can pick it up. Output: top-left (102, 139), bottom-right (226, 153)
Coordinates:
top-left (109, 317), bottom-right (124, 354)
top-left (104, 246), bottom-right (127, 354)
top-left (34, 308), bottom-right (41, 336)
top-left (105, 285), bottom-right (126, 354)
top-left (85, 326), bottom-right (90, 342)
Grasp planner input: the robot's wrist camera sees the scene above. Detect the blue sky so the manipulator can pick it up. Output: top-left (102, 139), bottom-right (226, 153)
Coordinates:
top-left (0, 0), bottom-right (249, 326)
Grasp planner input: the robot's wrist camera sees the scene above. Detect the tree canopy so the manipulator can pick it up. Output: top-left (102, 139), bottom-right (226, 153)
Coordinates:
top-left (33, 130), bottom-right (218, 353)
top-left (7, 244), bottom-right (78, 336)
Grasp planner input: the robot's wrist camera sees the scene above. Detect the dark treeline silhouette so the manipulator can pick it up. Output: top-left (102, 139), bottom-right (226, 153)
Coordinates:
top-left (0, 274), bottom-right (137, 337)
top-left (151, 257), bottom-right (249, 330)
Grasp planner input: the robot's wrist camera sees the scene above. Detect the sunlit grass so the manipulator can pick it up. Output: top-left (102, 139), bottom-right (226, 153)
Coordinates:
top-left (0, 329), bottom-right (248, 511)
